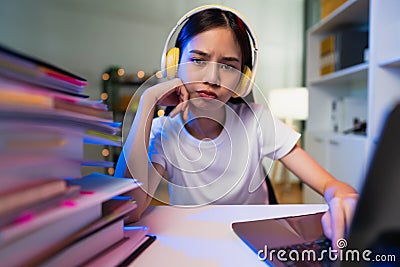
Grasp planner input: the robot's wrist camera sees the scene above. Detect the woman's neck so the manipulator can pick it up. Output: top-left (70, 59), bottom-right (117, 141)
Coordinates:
top-left (183, 105), bottom-right (226, 140)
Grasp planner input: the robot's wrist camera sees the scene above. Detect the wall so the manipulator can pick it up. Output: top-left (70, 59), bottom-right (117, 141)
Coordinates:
top-left (0, 0), bottom-right (304, 99)
top-left (0, 0), bottom-right (304, 174)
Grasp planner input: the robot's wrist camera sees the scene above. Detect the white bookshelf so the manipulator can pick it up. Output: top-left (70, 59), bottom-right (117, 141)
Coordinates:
top-left (308, 62), bottom-right (368, 86)
top-left (379, 57), bottom-right (400, 68)
top-left (304, 0), bottom-right (400, 203)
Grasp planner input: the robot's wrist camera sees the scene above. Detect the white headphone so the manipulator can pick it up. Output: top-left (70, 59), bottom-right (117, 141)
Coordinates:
top-left (160, 4), bottom-right (259, 97)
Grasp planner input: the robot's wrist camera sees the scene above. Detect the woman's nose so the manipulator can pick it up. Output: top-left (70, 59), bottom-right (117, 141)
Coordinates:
top-left (203, 62), bottom-right (220, 86)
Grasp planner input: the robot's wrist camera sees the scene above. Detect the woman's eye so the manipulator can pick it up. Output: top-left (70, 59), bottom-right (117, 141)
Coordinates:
top-left (220, 64), bottom-right (235, 71)
top-left (191, 58), bottom-right (206, 65)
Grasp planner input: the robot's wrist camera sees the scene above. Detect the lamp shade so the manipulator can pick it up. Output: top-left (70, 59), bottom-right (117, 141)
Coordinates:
top-left (269, 87), bottom-right (309, 120)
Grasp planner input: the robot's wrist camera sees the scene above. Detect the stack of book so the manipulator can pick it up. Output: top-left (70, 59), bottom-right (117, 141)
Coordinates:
top-left (319, 34), bottom-right (336, 76)
top-left (0, 45), bottom-right (155, 266)
top-left (320, 0), bottom-right (347, 19)
top-left (319, 27), bottom-right (368, 76)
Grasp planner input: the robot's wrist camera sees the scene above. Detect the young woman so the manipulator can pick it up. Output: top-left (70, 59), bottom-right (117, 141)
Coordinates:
top-left (116, 5), bottom-right (358, 249)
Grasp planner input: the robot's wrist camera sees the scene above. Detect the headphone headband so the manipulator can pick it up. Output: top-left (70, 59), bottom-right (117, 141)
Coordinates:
top-left (160, 5), bottom-right (259, 97)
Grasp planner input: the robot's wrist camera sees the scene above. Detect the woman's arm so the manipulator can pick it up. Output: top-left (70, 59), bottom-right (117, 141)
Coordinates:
top-left (115, 78), bottom-right (188, 223)
top-left (279, 144), bottom-right (359, 249)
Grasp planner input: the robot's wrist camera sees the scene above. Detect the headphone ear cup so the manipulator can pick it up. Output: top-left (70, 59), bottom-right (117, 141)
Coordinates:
top-left (233, 65), bottom-right (252, 98)
top-left (165, 47), bottom-right (180, 79)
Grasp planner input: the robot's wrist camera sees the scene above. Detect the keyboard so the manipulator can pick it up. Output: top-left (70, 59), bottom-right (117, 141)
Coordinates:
top-left (274, 236), bottom-right (333, 266)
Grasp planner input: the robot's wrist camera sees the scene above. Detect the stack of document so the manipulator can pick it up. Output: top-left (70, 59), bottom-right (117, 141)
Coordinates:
top-left (0, 45), bottom-right (155, 266)
top-left (0, 45), bottom-right (121, 170)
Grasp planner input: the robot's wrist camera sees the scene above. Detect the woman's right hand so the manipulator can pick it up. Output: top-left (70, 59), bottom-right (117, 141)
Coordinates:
top-left (144, 78), bottom-right (189, 120)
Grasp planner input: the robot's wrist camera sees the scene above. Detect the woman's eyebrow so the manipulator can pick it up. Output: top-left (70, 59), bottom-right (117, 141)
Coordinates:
top-left (189, 50), bottom-right (240, 63)
top-left (189, 50), bottom-right (210, 58)
top-left (221, 56), bottom-right (240, 63)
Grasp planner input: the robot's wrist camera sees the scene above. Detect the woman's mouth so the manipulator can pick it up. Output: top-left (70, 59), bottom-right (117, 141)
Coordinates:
top-left (197, 90), bottom-right (217, 99)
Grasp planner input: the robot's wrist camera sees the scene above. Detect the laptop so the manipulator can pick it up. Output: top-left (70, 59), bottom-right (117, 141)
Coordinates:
top-left (232, 103), bottom-right (400, 266)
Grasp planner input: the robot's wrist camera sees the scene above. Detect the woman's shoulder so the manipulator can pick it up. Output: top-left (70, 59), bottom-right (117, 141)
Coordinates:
top-left (152, 115), bottom-right (166, 126)
top-left (151, 113), bottom-right (182, 131)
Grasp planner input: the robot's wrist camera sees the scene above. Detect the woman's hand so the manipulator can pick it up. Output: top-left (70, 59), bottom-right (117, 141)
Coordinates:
top-left (144, 78), bottom-right (190, 120)
top-left (278, 145), bottom-right (359, 250)
top-left (321, 186), bottom-right (359, 250)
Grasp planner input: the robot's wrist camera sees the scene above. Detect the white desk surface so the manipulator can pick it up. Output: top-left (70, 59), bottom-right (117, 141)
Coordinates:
top-left (130, 204), bottom-right (328, 267)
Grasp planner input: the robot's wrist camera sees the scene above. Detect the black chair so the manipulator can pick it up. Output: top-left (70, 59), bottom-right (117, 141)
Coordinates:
top-left (265, 174), bottom-right (278, 205)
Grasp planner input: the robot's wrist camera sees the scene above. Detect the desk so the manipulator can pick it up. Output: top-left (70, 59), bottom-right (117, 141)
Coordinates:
top-left (130, 204), bottom-right (328, 267)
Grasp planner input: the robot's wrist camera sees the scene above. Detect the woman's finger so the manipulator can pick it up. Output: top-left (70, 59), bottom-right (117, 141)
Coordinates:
top-left (328, 197), bottom-right (346, 250)
top-left (168, 83), bottom-right (190, 118)
top-left (156, 78), bottom-right (185, 105)
top-left (183, 101), bottom-right (189, 121)
top-left (180, 84), bottom-right (189, 102)
top-left (343, 194), bottom-right (359, 230)
top-left (181, 86), bottom-right (190, 121)
top-left (169, 101), bottom-right (187, 118)
top-left (321, 212), bottom-right (332, 240)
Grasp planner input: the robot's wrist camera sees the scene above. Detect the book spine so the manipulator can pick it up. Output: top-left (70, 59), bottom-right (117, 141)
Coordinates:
top-left (37, 66), bottom-right (88, 87)
top-left (0, 180), bottom-right (67, 216)
top-left (319, 35), bottom-right (336, 76)
top-left (0, 186), bottom-right (81, 229)
top-left (0, 204), bottom-right (102, 266)
top-left (39, 219), bottom-right (125, 267)
top-left (0, 90), bottom-right (53, 107)
top-left (0, 126), bottom-right (84, 160)
top-left (54, 98), bottom-right (113, 120)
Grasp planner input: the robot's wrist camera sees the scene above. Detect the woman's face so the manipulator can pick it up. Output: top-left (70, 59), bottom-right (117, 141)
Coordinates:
top-left (177, 27), bottom-right (243, 109)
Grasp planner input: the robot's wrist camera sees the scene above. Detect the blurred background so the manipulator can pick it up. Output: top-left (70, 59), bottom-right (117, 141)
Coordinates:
top-left (0, 0), bottom-right (320, 204)
top-left (0, 0), bottom-right (310, 99)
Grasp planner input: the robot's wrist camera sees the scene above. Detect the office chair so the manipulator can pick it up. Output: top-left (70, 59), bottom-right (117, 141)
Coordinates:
top-left (265, 172), bottom-right (278, 205)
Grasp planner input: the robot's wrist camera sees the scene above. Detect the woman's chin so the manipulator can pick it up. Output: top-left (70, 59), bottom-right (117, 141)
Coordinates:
top-left (190, 97), bottom-right (225, 111)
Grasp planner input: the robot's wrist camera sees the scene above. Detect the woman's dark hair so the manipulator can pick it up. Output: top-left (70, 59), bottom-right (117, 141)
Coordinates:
top-left (175, 8), bottom-right (253, 72)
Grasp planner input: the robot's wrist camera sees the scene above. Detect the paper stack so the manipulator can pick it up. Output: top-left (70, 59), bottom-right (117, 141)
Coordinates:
top-left (0, 45), bottom-right (155, 266)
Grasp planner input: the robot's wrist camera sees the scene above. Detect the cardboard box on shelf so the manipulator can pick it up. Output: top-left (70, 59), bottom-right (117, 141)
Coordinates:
top-left (320, 0), bottom-right (348, 19)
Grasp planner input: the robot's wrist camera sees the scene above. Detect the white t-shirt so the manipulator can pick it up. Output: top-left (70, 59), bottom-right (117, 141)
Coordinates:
top-left (149, 102), bottom-right (300, 206)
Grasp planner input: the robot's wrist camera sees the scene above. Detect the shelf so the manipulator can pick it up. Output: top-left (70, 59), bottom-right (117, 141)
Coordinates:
top-left (308, 131), bottom-right (367, 141)
top-left (379, 57), bottom-right (400, 68)
top-left (309, 0), bottom-right (369, 35)
top-left (308, 62), bottom-right (368, 86)
top-left (330, 133), bottom-right (367, 142)
top-left (305, 0), bottom-right (400, 202)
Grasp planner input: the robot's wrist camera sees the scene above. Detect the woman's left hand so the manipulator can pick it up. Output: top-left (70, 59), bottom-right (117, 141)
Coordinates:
top-left (278, 145), bottom-right (359, 250)
top-left (321, 190), bottom-right (359, 250)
